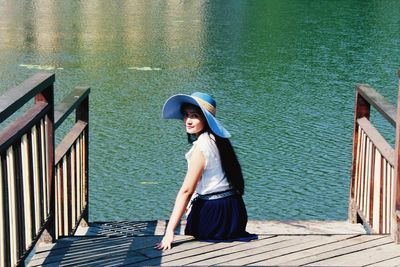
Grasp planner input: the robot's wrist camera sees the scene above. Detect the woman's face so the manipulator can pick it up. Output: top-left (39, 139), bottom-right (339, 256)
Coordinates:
top-left (182, 105), bottom-right (206, 136)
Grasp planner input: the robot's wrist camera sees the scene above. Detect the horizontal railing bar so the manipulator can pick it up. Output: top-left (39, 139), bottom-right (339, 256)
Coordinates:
top-left (0, 73), bottom-right (54, 124)
top-left (0, 102), bottom-right (49, 152)
top-left (357, 84), bottom-right (396, 127)
top-left (54, 87), bottom-right (90, 129)
top-left (55, 120), bottom-right (87, 164)
top-left (357, 117), bottom-right (395, 166)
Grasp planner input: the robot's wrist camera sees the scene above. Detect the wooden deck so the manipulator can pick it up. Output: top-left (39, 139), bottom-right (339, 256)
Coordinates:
top-left (26, 220), bottom-right (400, 266)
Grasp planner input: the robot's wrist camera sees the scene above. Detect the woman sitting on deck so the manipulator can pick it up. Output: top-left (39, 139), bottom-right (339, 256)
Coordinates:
top-left (155, 92), bottom-right (257, 250)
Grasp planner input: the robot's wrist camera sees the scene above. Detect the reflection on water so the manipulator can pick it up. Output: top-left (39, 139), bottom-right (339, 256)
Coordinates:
top-left (1, 0), bottom-right (400, 221)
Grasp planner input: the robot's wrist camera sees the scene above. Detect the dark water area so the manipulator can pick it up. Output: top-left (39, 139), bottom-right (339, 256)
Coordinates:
top-left (0, 0), bottom-right (399, 221)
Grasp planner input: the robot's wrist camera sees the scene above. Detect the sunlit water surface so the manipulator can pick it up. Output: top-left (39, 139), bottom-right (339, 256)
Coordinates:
top-left (1, 0), bottom-right (400, 221)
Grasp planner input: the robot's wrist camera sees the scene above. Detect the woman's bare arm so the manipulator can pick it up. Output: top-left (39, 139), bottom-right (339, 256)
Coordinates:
top-left (155, 145), bottom-right (205, 250)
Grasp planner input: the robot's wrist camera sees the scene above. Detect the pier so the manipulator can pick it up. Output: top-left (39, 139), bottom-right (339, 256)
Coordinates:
top-left (1, 73), bottom-right (400, 266)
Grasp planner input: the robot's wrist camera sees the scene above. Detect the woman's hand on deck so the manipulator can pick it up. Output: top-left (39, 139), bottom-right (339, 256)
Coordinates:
top-left (155, 230), bottom-right (174, 250)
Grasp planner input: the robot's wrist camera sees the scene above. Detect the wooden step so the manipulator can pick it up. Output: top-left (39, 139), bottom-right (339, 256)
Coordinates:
top-left (75, 220), bottom-right (366, 237)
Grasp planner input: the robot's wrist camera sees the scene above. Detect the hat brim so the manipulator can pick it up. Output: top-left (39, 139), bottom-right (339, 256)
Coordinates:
top-left (162, 94), bottom-right (231, 138)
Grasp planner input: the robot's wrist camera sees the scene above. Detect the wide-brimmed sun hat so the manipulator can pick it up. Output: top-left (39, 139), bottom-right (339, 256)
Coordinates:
top-left (162, 92), bottom-right (231, 138)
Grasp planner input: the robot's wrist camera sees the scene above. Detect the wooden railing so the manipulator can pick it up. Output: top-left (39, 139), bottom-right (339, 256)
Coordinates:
top-left (0, 73), bottom-right (90, 266)
top-left (349, 81), bottom-right (400, 243)
top-left (54, 86), bottom-right (89, 239)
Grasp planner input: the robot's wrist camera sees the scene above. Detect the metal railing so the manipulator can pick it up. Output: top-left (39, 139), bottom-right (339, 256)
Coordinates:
top-left (0, 73), bottom-right (90, 266)
top-left (348, 81), bottom-right (400, 243)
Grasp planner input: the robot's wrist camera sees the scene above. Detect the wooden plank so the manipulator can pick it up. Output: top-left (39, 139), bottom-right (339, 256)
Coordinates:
top-left (373, 149), bottom-right (381, 232)
top-left (355, 125), bottom-right (362, 202)
top-left (74, 145), bottom-right (81, 223)
top-left (29, 235), bottom-right (190, 266)
top-left (76, 139), bottom-right (82, 214)
top-left (71, 145), bottom-right (76, 227)
top-left (0, 73), bottom-right (54, 124)
top-left (365, 138), bottom-right (371, 219)
top-left (184, 235), bottom-right (319, 266)
top-left (353, 125), bottom-right (362, 206)
top-left (57, 253), bottom-right (147, 267)
top-left (388, 163), bottom-right (392, 233)
top-left (32, 236), bottom-right (130, 262)
top-left (245, 220), bottom-right (366, 235)
top-left (216, 235), bottom-right (354, 266)
top-left (369, 139), bottom-right (376, 227)
top-left (33, 236), bottom-right (112, 254)
top-left (358, 131), bottom-right (365, 212)
top-left (390, 166), bottom-right (394, 234)
top-left (82, 132), bottom-right (88, 209)
top-left (56, 165), bottom-right (62, 238)
top-left (393, 77), bottom-right (400, 242)
top-left (371, 256), bottom-right (400, 266)
top-left (140, 236), bottom-right (258, 266)
top-left (383, 159), bottom-right (388, 233)
top-left (31, 126), bottom-right (41, 233)
top-left (30, 237), bottom-right (134, 262)
top-left (43, 112), bottom-right (55, 244)
top-left (274, 235), bottom-right (387, 266)
top-left (30, 250), bottom-right (137, 266)
top-left (62, 156), bottom-right (68, 235)
top-left (386, 161), bottom-right (394, 234)
top-left (379, 158), bottom-right (384, 234)
top-left (29, 240), bottom-right (145, 266)
top-left (357, 84), bottom-right (396, 127)
top-left (40, 119), bottom-right (48, 220)
top-left (44, 118), bottom-right (50, 217)
top-left (355, 128), bottom-right (362, 206)
top-left (0, 155), bottom-right (4, 266)
top-left (21, 134), bottom-right (33, 250)
top-left (306, 238), bottom-right (400, 266)
top-left (54, 86), bottom-right (90, 129)
top-left (250, 235), bottom-right (391, 266)
top-left (139, 236), bottom-right (213, 259)
top-left (361, 134), bottom-right (367, 214)
top-left (179, 236), bottom-right (293, 266)
top-left (7, 147), bottom-right (18, 266)
top-left (79, 220), bottom-right (366, 237)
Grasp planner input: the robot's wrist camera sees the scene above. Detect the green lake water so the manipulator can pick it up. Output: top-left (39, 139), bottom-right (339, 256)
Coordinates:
top-left (1, 0), bottom-right (400, 221)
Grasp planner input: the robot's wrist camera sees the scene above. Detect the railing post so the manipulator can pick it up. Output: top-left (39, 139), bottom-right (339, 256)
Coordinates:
top-left (35, 81), bottom-right (55, 244)
top-left (349, 86), bottom-right (371, 223)
top-left (76, 88), bottom-right (89, 227)
top-left (393, 71), bottom-right (400, 243)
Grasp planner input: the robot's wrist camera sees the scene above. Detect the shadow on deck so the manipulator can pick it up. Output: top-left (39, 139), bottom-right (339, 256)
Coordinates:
top-left (27, 220), bottom-right (400, 266)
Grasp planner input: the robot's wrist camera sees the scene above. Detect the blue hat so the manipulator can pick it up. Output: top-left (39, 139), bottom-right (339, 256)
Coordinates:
top-left (162, 92), bottom-right (231, 138)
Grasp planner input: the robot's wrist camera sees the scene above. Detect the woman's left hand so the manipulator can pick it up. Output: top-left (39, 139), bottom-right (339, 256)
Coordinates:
top-left (154, 230), bottom-right (174, 250)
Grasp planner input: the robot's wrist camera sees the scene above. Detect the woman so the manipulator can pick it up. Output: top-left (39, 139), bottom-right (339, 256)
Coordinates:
top-left (155, 92), bottom-right (257, 250)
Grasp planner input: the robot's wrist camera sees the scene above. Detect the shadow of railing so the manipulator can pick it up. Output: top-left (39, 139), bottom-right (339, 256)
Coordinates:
top-left (30, 220), bottom-right (193, 266)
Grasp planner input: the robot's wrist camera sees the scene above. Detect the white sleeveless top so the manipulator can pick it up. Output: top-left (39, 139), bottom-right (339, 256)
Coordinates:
top-left (185, 132), bottom-right (231, 195)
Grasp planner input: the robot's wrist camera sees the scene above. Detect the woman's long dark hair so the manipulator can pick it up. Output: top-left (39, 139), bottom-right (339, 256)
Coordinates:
top-left (183, 104), bottom-right (245, 195)
top-left (214, 135), bottom-right (245, 195)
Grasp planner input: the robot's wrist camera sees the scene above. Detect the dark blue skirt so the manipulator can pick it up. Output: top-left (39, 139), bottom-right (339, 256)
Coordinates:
top-left (185, 194), bottom-right (258, 242)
